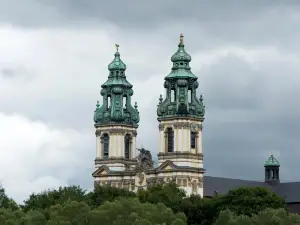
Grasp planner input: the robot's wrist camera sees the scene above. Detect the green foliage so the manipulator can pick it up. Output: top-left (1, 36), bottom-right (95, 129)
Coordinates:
top-left (214, 208), bottom-right (300, 225)
top-left (88, 198), bottom-right (187, 225)
top-left (88, 184), bottom-right (136, 208)
top-left (48, 201), bottom-right (90, 225)
top-left (137, 182), bottom-right (186, 210)
top-left (20, 210), bottom-right (47, 225)
top-left (214, 187), bottom-right (286, 217)
top-left (0, 186), bottom-right (18, 211)
top-left (21, 186), bottom-right (87, 212)
top-left (0, 183), bottom-right (294, 224)
top-left (177, 195), bottom-right (216, 225)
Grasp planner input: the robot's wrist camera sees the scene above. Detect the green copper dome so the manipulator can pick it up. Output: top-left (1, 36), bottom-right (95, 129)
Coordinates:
top-left (94, 45), bottom-right (139, 127)
top-left (171, 42), bottom-right (192, 63)
top-left (108, 51), bottom-right (127, 71)
top-left (157, 34), bottom-right (205, 120)
top-left (264, 155), bottom-right (280, 167)
top-left (166, 34), bottom-right (197, 79)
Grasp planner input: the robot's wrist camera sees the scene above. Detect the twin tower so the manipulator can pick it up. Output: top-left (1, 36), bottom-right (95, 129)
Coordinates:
top-left (92, 35), bottom-right (206, 196)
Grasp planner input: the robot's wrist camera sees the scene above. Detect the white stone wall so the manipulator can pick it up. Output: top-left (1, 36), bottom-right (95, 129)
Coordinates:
top-left (158, 119), bottom-right (203, 167)
top-left (158, 119), bottom-right (203, 154)
top-left (95, 125), bottom-right (137, 171)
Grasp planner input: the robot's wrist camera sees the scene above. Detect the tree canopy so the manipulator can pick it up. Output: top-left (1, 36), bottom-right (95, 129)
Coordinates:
top-left (0, 182), bottom-right (294, 225)
top-left (214, 208), bottom-right (300, 225)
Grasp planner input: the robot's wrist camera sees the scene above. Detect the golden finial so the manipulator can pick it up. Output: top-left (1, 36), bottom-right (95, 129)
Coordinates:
top-left (115, 44), bottom-right (120, 52)
top-left (180, 33), bottom-right (184, 44)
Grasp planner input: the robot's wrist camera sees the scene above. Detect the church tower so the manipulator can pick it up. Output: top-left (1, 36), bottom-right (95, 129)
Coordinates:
top-left (156, 34), bottom-right (206, 196)
top-left (93, 45), bottom-right (140, 172)
top-left (264, 154), bottom-right (280, 185)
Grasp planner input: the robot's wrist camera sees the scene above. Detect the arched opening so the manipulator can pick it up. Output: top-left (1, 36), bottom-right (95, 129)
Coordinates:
top-left (166, 127), bottom-right (174, 152)
top-left (191, 132), bottom-right (196, 149)
top-left (103, 134), bottom-right (109, 159)
top-left (188, 89), bottom-right (192, 103)
top-left (107, 96), bottom-right (111, 109)
top-left (171, 90), bottom-right (175, 102)
top-left (123, 96), bottom-right (127, 109)
top-left (124, 134), bottom-right (131, 159)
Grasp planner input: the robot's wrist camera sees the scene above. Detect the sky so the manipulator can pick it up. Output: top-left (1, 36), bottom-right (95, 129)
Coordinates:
top-left (1, 0), bottom-right (300, 203)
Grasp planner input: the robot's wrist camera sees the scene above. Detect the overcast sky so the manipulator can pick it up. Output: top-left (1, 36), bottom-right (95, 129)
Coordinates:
top-left (1, 0), bottom-right (300, 203)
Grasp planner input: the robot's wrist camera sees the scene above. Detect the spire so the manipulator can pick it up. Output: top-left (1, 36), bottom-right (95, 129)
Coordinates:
top-left (264, 154), bottom-right (280, 167)
top-left (167, 33), bottom-right (196, 79)
top-left (107, 44), bottom-right (127, 72)
top-left (157, 35), bottom-right (205, 120)
top-left (170, 33), bottom-right (191, 64)
top-left (94, 45), bottom-right (139, 126)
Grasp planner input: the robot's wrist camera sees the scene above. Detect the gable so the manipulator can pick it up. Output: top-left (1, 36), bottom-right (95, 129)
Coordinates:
top-left (156, 160), bottom-right (176, 171)
top-left (92, 165), bottom-right (110, 177)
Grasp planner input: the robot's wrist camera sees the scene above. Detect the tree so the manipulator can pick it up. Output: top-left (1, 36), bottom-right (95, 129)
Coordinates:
top-left (21, 186), bottom-right (88, 212)
top-left (0, 186), bottom-right (18, 210)
top-left (48, 200), bottom-right (90, 225)
top-left (177, 195), bottom-right (216, 225)
top-left (88, 184), bottom-right (136, 208)
top-left (214, 208), bottom-right (300, 225)
top-left (137, 182), bottom-right (186, 210)
top-left (20, 210), bottom-right (47, 225)
top-left (214, 187), bottom-right (286, 217)
top-left (88, 198), bottom-right (187, 225)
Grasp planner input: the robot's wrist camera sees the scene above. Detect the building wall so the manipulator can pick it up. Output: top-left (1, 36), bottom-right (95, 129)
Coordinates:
top-left (94, 125), bottom-right (137, 171)
top-left (157, 119), bottom-right (203, 167)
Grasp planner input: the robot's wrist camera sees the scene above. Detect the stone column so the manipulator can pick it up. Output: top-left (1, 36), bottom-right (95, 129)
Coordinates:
top-left (182, 128), bottom-right (188, 152)
top-left (131, 135), bottom-right (136, 159)
top-left (197, 130), bottom-right (203, 154)
top-left (109, 134), bottom-right (115, 157)
top-left (159, 130), bottom-right (166, 153)
top-left (187, 129), bottom-right (191, 152)
top-left (96, 136), bottom-right (101, 158)
top-left (174, 127), bottom-right (178, 152)
top-left (173, 126), bottom-right (177, 152)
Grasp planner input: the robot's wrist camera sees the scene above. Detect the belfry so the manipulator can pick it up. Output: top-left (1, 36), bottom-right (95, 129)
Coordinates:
top-left (92, 36), bottom-right (205, 195)
top-left (156, 33), bottom-right (206, 195)
top-left (93, 44), bottom-right (140, 172)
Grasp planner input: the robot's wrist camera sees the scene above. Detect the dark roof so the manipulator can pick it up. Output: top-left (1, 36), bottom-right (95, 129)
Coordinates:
top-left (203, 176), bottom-right (300, 203)
top-left (275, 182), bottom-right (300, 203)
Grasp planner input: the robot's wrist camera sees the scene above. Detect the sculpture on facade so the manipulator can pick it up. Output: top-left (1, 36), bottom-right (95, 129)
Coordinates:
top-left (136, 147), bottom-right (154, 172)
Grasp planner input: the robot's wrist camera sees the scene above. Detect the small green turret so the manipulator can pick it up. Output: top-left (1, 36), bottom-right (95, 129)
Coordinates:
top-left (157, 34), bottom-right (205, 120)
top-left (94, 44), bottom-right (140, 127)
top-left (264, 154), bottom-right (280, 185)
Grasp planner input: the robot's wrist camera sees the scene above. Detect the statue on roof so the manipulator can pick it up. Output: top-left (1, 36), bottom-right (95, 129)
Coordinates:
top-left (136, 147), bottom-right (154, 172)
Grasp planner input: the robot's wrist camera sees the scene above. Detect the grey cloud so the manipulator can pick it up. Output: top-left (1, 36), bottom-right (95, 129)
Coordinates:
top-left (2, 0), bottom-right (298, 27)
top-left (1, 0), bottom-right (300, 196)
top-left (0, 64), bottom-right (35, 82)
top-left (198, 52), bottom-right (300, 182)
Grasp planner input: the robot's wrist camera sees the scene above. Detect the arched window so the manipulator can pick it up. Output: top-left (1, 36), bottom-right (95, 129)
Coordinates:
top-left (124, 134), bottom-right (131, 159)
top-left (107, 96), bottom-right (111, 108)
top-left (191, 132), bottom-right (196, 149)
top-left (103, 134), bottom-right (109, 159)
top-left (171, 90), bottom-right (175, 102)
top-left (166, 128), bottom-right (174, 152)
top-left (188, 89), bottom-right (192, 103)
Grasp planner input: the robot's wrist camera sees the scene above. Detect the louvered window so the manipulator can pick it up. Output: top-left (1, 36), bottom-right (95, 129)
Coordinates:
top-left (167, 128), bottom-right (174, 152)
top-left (124, 134), bottom-right (130, 159)
top-left (191, 132), bottom-right (196, 149)
top-left (103, 134), bottom-right (109, 159)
